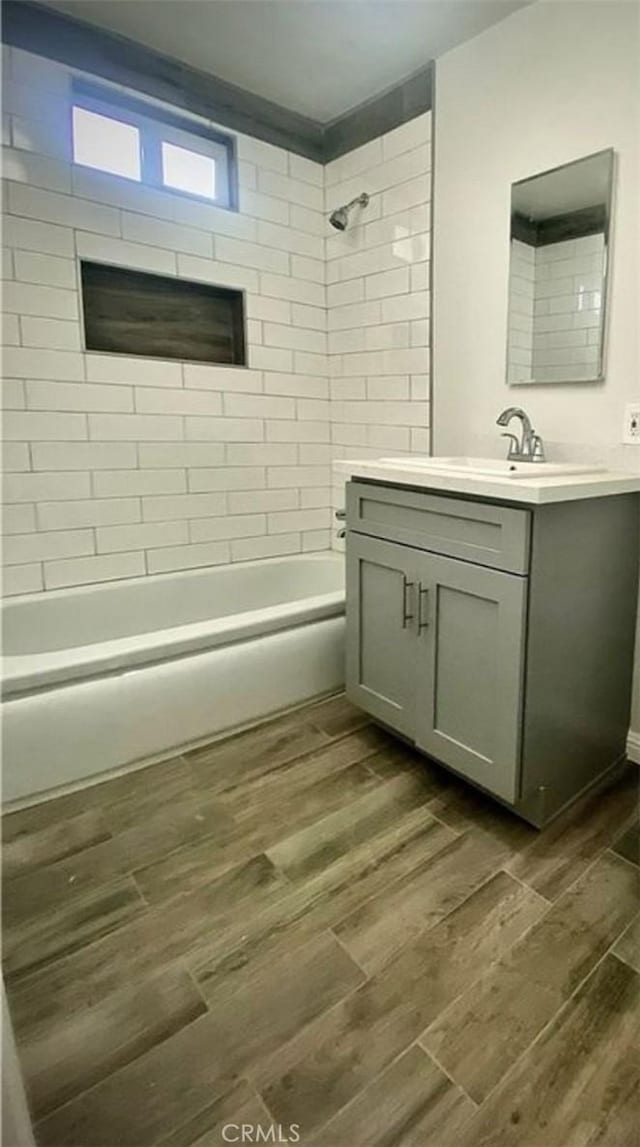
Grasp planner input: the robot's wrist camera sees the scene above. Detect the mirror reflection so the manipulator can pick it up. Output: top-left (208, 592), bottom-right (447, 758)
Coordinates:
top-left (506, 149), bottom-right (613, 385)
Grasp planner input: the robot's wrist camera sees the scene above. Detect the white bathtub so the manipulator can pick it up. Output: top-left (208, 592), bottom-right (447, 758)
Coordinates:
top-left (2, 552), bottom-right (345, 803)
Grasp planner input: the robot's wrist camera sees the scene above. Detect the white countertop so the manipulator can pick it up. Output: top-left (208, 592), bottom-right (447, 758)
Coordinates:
top-left (334, 459), bottom-right (640, 505)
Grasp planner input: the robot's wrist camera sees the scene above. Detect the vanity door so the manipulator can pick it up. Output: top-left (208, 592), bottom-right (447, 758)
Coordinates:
top-left (346, 533), bottom-right (419, 739)
top-left (414, 552), bottom-right (527, 802)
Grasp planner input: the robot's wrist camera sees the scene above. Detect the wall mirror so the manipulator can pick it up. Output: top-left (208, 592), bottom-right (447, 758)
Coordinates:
top-left (506, 149), bottom-right (614, 385)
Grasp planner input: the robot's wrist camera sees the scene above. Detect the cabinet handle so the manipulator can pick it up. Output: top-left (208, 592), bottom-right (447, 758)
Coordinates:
top-left (402, 576), bottom-right (415, 628)
top-left (418, 583), bottom-right (429, 632)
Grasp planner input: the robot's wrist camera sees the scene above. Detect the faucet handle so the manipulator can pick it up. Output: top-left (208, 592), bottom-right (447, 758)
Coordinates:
top-left (530, 433), bottom-right (546, 462)
top-left (501, 432), bottom-right (520, 460)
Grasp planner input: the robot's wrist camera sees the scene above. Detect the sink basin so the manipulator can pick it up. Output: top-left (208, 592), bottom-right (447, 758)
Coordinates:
top-left (378, 456), bottom-right (605, 479)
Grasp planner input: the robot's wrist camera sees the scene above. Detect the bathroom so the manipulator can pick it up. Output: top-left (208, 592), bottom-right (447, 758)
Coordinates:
top-left (1, 0), bottom-right (639, 1143)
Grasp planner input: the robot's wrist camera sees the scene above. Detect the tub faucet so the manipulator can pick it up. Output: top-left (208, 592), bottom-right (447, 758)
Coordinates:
top-left (496, 407), bottom-right (545, 462)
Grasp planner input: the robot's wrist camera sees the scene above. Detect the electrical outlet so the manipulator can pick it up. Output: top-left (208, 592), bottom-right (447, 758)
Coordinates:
top-left (622, 403), bottom-right (640, 445)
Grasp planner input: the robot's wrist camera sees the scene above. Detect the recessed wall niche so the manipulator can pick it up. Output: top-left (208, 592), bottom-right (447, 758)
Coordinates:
top-left (80, 261), bottom-right (246, 365)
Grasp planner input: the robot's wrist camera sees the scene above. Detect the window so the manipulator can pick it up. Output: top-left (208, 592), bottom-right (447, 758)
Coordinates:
top-left (71, 80), bottom-right (236, 208)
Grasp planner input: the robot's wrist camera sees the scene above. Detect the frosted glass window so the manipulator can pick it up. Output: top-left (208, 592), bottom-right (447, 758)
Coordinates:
top-left (162, 142), bottom-right (216, 199)
top-left (72, 107), bottom-right (141, 180)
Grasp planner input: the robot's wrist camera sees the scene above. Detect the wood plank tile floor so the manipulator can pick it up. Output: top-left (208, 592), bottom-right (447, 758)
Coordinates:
top-left (3, 693), bottom-right (639, 1147)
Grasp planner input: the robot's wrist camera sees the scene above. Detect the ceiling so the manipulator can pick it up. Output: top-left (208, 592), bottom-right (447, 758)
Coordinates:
top-left (37, 0), bottom-right (533, 123)
top-left (513, 152), bottom-right (613, 220)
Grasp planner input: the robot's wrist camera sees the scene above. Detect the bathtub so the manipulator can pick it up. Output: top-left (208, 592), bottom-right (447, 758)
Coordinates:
top-left (2, 552), bottom-right (345, 804)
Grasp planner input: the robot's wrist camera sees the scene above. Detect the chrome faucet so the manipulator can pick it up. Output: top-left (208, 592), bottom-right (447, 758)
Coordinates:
top-left (496, 407), bottom-right (546, 462)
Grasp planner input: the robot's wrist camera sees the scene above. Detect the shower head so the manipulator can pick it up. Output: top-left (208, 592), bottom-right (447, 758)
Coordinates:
top-left (329, 192), bottom-right (370, 231)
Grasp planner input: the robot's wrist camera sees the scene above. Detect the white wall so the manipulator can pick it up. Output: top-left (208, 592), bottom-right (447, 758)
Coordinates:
top-left (2, 46), bottom-right (332, 595)
top-left (324, 113), bottom-right (432, 531)
top-left (433, 0), bottom-right (640, 735)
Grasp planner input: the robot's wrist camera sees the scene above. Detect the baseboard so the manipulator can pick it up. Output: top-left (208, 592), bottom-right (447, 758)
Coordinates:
top-left (627, 729), bottom-right (640, 764)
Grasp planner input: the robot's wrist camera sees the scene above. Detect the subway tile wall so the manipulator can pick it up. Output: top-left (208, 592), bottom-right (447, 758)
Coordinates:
top-left (1, 47), bottom-right (431, 593)
top-left (324, 115), bottom-right (432, 543)
top-left (507, 234), bottom-right (604, 385)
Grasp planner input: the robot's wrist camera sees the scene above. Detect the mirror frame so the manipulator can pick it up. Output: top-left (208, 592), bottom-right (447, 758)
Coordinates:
top-left (506, 147), bottom-right (615, 387)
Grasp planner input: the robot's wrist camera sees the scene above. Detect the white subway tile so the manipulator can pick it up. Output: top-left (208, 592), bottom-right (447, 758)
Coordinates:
top-left (410, 320), bottom-right (429, 347)
top-left (332, 399), bottom-right (428, 425)
top-left (288, 153), bottom-right (324, 187)
top-left (11, 48), bottom-right (69, 94)
top-left (263, 322), bottom-right (326, 354)
top-left (4, 410), bottom-right (87, 440)
top-left (4, 528), bottom-right (94, 565)
top-left (223, 393), bottom-right (295, 420)
top-left (382, 114), bottom-right (431, 161)
top-left (410, 374), bottom-right (430, 401)
top-left (381, 291), bottom-right (429, 322)
top-left (44, 552), bottom-right (145, 590)
top-left (31, 442), bottom-right (136, 471)
top-left (268, 508), bottom-right (329, 534)
top-left (190, 514), bottom-right (265, 542)
top-left (368, 425), bottom-right (411, 451)
top-left (410, 263), bottom-right (429, 292)
top-left (97, 520), bottom-right (187, 554)
top-left (302, 530), bottom-right (331, 552)
top-left (142, 493), bottom-right (226, 522)
top-left (260, 272), bottom-right (324, 308)
top-left (86, 355), bottom-right (182, 388)
top-left (2, 147), bottom-right (71, 193)
top-left (245, 295), bottom-right (291, 324)
top-left (330, 377), bottom-right (367, 400)
top-left (289, 204), bottom-right (325, 237)
top-left (236, 135), bottom-right (288, 175)
top-left (26, 381), bottom-right (133, 412)
top-left (297, 444), bottom-right (333, 464)
top-left (290, 303), bottom-right (326, 331)
top-left (228, 488), bottom-right (297, 514)
top-left (4, 504), bottom-right (37, 534)
top-left (382, 175), bottom-right (431, 217)
top-left (238, 161), bottom-right (257, 189)
top-left (146, 540), bottom-right (230, 575)
top-left (257, 220), bottom-right (323, 261)
top-left (267, 466), bottom-right (329, 488)
top-left (8, 183), bottom-right (120, 235)
top-left (20, 317), bottom-right (81, 350)
top-left (38, 498), bottom-right (140, 530)
top-left (120, 212), bottom-right (211, 256)
top-left (410, 427), bottom-right (431, 453)
top-left (185, 417), bottom-right (264, 442)
top-left (13, 250), bottom-right (76, 289)
top-left (247, 318), bottom-right (263, 345)
top-left (176, 255), bottom-right (259, 292)
top-left (188, 467), bottom-right (265, 492)
top-left (94, 470), bottom-right (187, 497)
top-left (3, 281), bottom-right (77, 319)
top-left (3, 562), bottom-right (44, 595)
top-left (294, 351), bottom-right (328, 377)
top-left (249, 345), bottom-right (294, 373)
top-left (3, 443), bottom-right (31, 472)
top-left (257, 169), bottom-right (323, 212)
top-left (297, 399), bottom-right (330, 421)
top-left (264, 372), bottom-right (328, 399)
top-left (267, 420), bottom-right (330, 443)
top-left (225, 443), bottom-right (298, 466)
top-left (4, 472), bottom-right (91, 502)
top-left (1, 379), bottom-right (24, 410)
top-left (2, 315), bottom-right (20, 347)
top-left (216, 235), bottom-right (289, 275)
top-left (325, 139), bottom-right (383, 188)
top-left (135, 387), bottom-right (222, 416)
top-left (11, 113), bottom-right (71, 163)
top-left (239, 188), bottom-right (289, 225)
top-left (327, 279), bottom-right (365, 308)
top-left (76, 232), bottom-right (177, 276)
top-left (300, 487), bottom-right (331, 509)
top-left (364, 267), bottom-right (410, 301)
top-left (290, 254), bottom-right (324, 284)
top-left (183, 364), bottom-right (263, 393)
top-left (331, 423), bottom-right (368, 446)
top-left (172, 197), bottom-right (258, 239)
top-left (230, 533), bottom-right (300, 562)
top-left (89, 414), bottom-right (183, 441)
top-left (364, 323), bottom-right (410, 351)
top-left (138, 443), bottom-right (225, 469)
top-left (366, 375), bottom-right (410, 401)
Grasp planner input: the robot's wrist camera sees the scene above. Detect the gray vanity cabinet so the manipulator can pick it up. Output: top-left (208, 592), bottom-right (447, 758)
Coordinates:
top-left (345, 478), bottom-right (639, 825)
top-left (347, 533), bottom-right (526, 802)
top-left (346, 533), bottom-right (418, 738)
